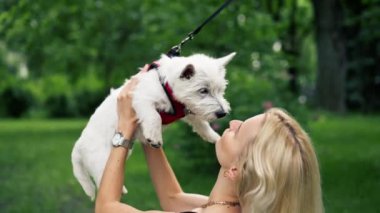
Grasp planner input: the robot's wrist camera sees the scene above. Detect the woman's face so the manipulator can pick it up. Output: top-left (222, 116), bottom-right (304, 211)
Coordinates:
top-left (216, 114), bottom-right (265, 168)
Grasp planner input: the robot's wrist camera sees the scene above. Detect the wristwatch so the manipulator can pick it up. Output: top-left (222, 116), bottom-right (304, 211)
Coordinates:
top-left (112, 132), bottom-right (134, 149)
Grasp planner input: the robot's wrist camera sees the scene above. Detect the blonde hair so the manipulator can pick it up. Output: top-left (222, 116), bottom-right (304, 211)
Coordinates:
top-left (236, 108), bottom-right (323, 213)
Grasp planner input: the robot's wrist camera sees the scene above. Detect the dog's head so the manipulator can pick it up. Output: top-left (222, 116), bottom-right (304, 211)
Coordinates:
top-left (158, 52), bottom-right (235, 121)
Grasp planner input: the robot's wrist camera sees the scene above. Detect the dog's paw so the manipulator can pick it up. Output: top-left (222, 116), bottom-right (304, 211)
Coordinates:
top-left (209, 133), bottom-right (221, 143)
top-left (146, 138), bottom-right (163, 148)
top-left (140, 122), bottom-right (163, 148)
top-left (203, 130), bottom-right (220, 143)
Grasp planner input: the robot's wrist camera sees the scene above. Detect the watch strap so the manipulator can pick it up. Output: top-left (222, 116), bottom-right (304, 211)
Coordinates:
top-left (120, 138), bottom-right (134, 149)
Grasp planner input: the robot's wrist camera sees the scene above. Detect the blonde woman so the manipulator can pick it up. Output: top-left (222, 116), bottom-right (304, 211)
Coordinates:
top-left (95, 66), bottom-right (323, 213)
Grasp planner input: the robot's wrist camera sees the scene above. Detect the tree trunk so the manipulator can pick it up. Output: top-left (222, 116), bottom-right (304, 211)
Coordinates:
top-left (312, 0), bottom-right (347, 112)
top-left (287, 0), bottom-right (299, 95)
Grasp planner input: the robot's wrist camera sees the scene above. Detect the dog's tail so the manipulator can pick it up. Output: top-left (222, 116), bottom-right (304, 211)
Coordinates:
top-left (71, 146), bottom-right (96, 201)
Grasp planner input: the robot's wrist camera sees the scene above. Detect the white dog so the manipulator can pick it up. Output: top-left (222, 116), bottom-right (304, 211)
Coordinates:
top-left (71, 52), bottom-right (236, 200)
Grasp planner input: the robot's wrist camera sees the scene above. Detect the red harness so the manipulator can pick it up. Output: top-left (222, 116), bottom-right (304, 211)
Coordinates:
top-left (159, 82), bottom-right (186, 125)
top-left (148, 63), bottom-right (186, 125)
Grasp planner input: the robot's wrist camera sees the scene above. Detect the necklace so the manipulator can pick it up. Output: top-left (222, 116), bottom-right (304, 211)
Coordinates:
top-left (201, 200), bottom-right (240, 209)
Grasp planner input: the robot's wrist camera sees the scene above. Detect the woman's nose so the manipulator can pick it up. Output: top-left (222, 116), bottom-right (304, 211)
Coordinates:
top-left (229, 120), bottom-right (243, 130)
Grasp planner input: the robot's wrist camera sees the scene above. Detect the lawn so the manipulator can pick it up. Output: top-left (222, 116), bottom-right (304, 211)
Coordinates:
top-left (0, 119), bottom-right (215, 213)
top-left (309, 114), bottom-right (380, 212)
top-left (0, 114), bottom-right (379, 212)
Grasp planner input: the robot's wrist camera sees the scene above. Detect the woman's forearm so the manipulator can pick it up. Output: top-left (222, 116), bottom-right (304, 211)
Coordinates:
top-left (96, 147), bottom-right (129, 205)
top-left (96, 120), bottom-right (135, 205)
top-left (143, 145), bottom-right (183, 207)
top-left (95, 121), bottom-right (138, 213)
top-left (143, 145), bottom-right (207, 211)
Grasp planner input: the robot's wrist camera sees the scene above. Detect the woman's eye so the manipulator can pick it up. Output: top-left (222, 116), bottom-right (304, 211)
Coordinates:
top-left (199, 88), bottom-right (209, 94)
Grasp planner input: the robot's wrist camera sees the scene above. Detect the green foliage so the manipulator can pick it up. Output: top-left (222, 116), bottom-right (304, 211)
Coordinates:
top-left (74, 72), bottom-right (107, 117)
top-left (1, 0), bottom-right (379, 118)
top-left (0, 0), bottom-right (318, 118)
top-left (0, 81), bottom-right (35, 118)
top-left (168, 121), bottom-right (220, 174)
top-left (1, 0), bottom-right (143, 84)
top-left (41, 74), bottom-right (76, 117)
top-left (0, 71), bottom-right (108, 118)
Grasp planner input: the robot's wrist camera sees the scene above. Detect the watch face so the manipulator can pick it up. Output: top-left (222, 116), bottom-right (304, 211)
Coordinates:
top-left (112, 132), bottom-right (123, 146)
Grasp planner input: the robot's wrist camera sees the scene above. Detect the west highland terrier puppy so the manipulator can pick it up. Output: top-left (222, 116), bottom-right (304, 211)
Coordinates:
top-left (71, 52), bottom-right (236, 200)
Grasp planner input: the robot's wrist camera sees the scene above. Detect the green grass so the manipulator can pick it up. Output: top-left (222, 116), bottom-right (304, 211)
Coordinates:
top-left (0, 120), bottom-right (92, 213)
top-left (0, 114), bottom-right (379, 212)
top-left (309, 115), bottom-right (380, 212)
top-left (0, 119), bottom-right (215, 213)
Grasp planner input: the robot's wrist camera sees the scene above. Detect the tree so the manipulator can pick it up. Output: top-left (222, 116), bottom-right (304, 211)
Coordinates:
top-left (342, 0), bottom-right (380, 112)
top-left (312, 0), bottom-right (347, 112)
top-left (312, 0), bottom-right (380, 112)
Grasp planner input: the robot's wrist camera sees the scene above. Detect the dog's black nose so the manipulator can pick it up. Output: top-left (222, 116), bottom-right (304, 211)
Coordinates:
top-left (215, 111), bottom-right (227, 118)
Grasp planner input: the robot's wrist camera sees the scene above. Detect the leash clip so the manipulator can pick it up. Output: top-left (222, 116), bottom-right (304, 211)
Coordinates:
top-left (166, 32), bottom-right (195, 58)
top-left (167, 45), bottom-right (181, 58)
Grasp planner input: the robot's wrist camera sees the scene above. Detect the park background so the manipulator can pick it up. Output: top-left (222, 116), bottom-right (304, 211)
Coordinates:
top-left (0, 0), bottom-right (379, 212)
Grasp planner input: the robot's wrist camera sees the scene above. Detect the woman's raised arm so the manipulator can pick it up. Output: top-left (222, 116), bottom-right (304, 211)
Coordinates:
top-left (95, 76), bottom-right (172, 213)
top-left (143, 145), bottom-right (208, 212)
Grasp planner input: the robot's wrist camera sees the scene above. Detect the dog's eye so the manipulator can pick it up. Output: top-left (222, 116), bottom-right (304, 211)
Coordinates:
top-left (199, 88), bottom-right (209, 95)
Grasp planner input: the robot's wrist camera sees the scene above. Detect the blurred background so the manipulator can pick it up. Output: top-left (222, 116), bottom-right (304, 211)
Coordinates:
top-left (0, 0), bottom-right (379, 212)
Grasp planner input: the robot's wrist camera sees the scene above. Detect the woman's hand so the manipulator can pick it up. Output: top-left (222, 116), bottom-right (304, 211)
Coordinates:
top-left (117, 64), bottom-right (149, 139)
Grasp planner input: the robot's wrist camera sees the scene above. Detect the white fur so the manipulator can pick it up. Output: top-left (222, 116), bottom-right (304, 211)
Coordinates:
top-left (71, 52), bottom-right (236, 200)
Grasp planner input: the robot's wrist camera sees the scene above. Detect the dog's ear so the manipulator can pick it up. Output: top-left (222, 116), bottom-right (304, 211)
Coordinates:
top-left (180, 64), bottom-right (195, 80)
top-left (217, 52), bottom-right (236, 67)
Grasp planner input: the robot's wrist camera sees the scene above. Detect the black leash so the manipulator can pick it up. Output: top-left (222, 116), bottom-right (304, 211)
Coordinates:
top-left (167, 0), bottom-right (236, 57)
top-left (148, 0), bottom-right (235, 69)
